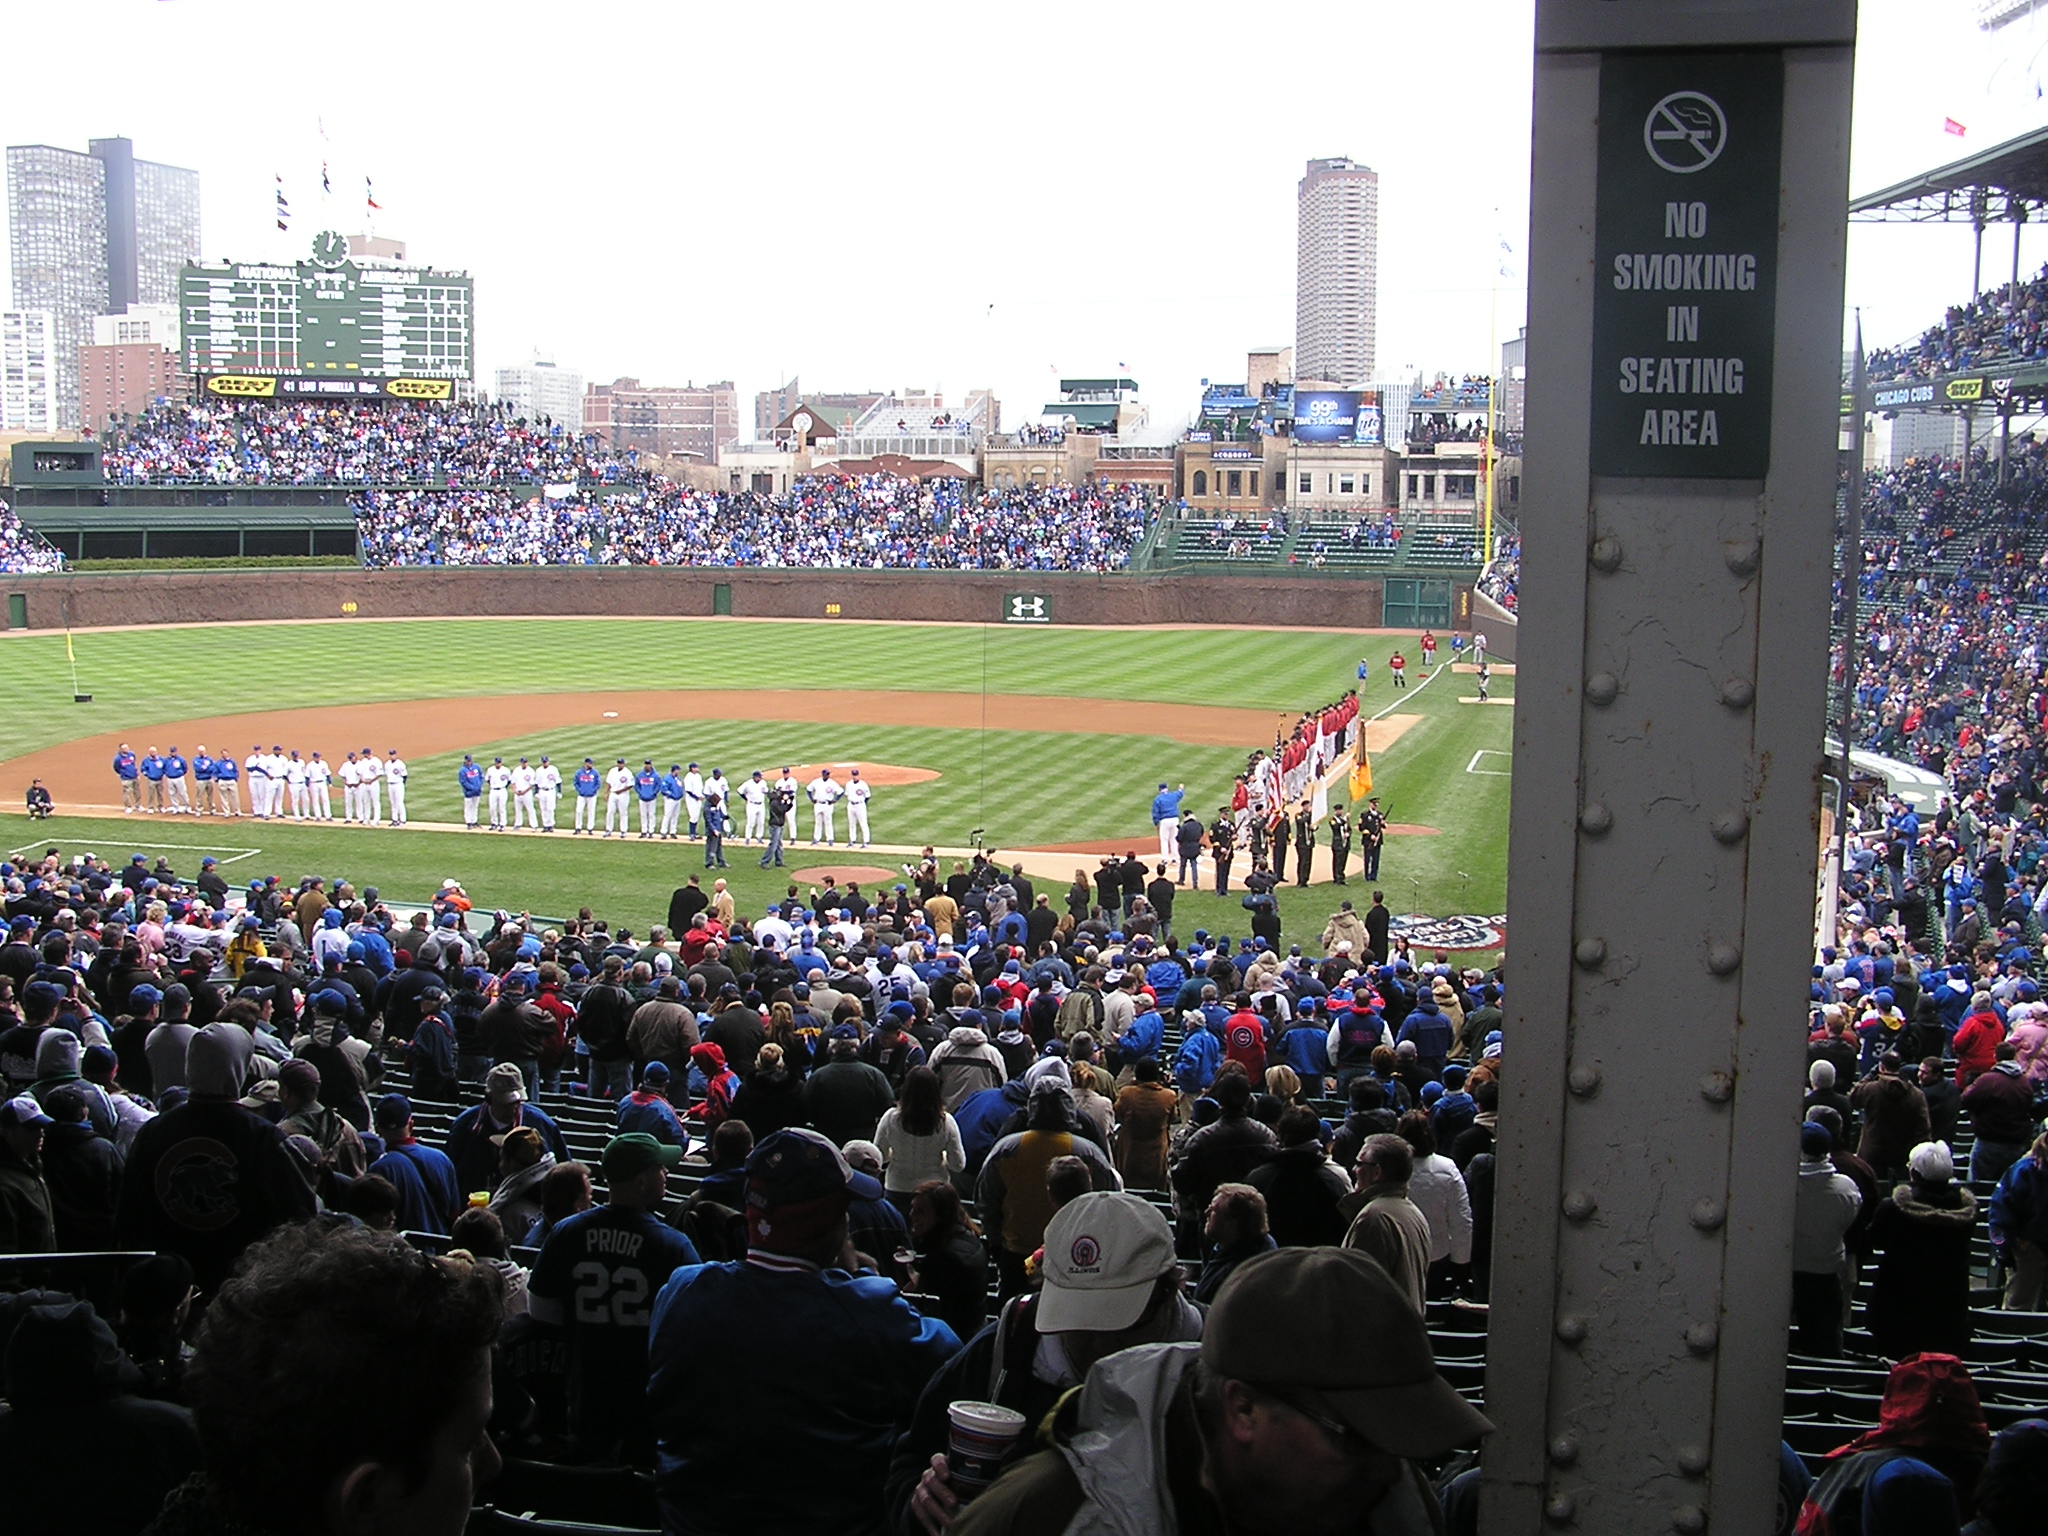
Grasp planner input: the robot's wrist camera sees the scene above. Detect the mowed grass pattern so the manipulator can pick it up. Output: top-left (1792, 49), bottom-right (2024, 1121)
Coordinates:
top-left (1, 619), bottom-right (1386, 757)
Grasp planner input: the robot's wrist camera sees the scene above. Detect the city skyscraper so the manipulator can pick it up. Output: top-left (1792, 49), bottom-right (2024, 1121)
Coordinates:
top-left (6, 137), bottom-right (201, 427)
top-left (495, 354), bottom-right (586, 427)
top-left (0, 310), bottom-right (58, 432)
top-left (1295, 156), bottom-right (1379, 390)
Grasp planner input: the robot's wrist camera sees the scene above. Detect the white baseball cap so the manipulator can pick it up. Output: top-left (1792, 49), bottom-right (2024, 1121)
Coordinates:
top-left (1036, 1192), bottom-right (1180, 1333)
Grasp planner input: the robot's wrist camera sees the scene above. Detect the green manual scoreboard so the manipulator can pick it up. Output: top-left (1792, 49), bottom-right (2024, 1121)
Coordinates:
top-left (181, 230), bottom-right (473, 391)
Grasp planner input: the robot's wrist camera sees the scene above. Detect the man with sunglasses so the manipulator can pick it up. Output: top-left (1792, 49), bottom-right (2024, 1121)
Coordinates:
top-left (953, 1246), bottom-right (1489, 1536)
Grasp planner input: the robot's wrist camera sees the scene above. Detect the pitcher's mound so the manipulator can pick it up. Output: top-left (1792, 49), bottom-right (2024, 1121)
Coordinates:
top-left (793, 865), bottom-right (900, 886)
top-left (782, 762), bottom-right (938, 786)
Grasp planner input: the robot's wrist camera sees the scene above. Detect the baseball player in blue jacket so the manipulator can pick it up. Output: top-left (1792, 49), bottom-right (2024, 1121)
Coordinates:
top-left (635, 761), bottom-right (661, 838)
top-left (573, 759), bottom-right (601, 834)
top-left (1151, 782), bottom-right (1186, 864)
top-left (113, 745), bottom-right (140, 813)
top-left (458, 755), bottom-right (485, 830)
top-left (659, 765), bottom-right (686, 840)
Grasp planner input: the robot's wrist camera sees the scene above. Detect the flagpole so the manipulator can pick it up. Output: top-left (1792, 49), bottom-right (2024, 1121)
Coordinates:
top-left (1484, 243), bottom-right (1499, 569)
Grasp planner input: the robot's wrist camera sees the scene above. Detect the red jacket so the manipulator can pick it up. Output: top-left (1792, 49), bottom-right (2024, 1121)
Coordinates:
top-left (1222, 1010), bottom-right (1267, 1078)
top-left (533, 985), bottom-right (574, 1072)
top-left (1953, 1009), bottom-right (2006, 1087)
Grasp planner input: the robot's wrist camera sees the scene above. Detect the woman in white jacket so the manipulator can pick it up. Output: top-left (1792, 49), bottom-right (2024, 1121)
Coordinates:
top-left (874, 1065), bottom-right (965, 1212)
top-left (1396, 1111), bottom-right (1473, 1297)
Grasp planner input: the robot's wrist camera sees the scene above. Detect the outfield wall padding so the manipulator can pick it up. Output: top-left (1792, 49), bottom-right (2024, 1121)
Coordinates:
top-left (1472, 590), bottom-right (1518, 662)
top-left (2, 567), bottom-right (1470, 632)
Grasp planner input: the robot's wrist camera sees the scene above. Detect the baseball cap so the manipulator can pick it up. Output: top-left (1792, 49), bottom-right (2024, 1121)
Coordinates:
top-left (373, 1092), bottom-right (413, 1127)
top-left (1036, 1192), bottom-right (1181, 1333)
top-left (604, 1132), bottom-right (683, 1183)
top-left (1203, 1247), bottom-right (1493, 1458)
top-left (744, 1127), bottom-right (884, 1253)
top-left (641, 1060), bottom-right (672, 1085)
top-left (0, 1094), bottom-right (53, 1130)
top-left (128, 983), bottom-right (164, 1010)
top-left (1909, 1141), bottom-right (1954, 1183)
top-left (485, 1063), bottom-right (526, 1102)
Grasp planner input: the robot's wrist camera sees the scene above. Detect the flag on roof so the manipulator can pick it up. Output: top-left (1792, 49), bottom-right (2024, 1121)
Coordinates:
top-left (275, 176), bottom-right (291, 231)
top-left (366, 176), bottom-right (381, 211)
top-left (1945, 117), bottom-right (1968, 136)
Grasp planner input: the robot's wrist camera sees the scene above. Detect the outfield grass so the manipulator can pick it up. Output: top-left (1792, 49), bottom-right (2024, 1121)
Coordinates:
top-left (2, 620), bottom-right (1384, 756)
top-left (1, 617), bottom-right (1514, 944)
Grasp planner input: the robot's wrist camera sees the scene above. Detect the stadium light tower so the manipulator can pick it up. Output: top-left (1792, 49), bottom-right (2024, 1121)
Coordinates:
top-left (1484, 3), bottom-right (1855, 1533)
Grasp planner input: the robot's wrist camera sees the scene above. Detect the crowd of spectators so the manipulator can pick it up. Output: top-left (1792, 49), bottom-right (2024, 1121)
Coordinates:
top-left (1866, 264), bottom-right (2048, 385)
top-left (1406, 414), bottom-right (1491, 448)
top-left (1839, 444), bottom-right (2048, 818)
top-left (99, 399), bottom-right (638, 487)
top-left (0, 786), bottom-right (2046, 1530)
top-left (0, 838), bottom-right (1523, 1535)
top-left (356, 475), bottom-right (1161, 572)
top-left (93, 400), bottom-right (1164, 573)
top-left (0, 497), bottom-right (64, 575)
top-left (1477, 534), bottom-right (1519, 611)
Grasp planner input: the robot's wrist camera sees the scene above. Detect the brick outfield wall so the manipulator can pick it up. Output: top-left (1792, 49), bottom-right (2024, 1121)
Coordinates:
top-left (1, 566), bottom-right (1473, 631)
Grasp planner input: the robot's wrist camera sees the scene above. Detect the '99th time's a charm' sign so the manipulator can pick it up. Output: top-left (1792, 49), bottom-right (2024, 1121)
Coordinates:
top-left (1591, 51), bottom-right (1783, 479)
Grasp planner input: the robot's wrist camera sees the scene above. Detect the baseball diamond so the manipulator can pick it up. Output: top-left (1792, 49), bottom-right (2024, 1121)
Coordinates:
top-left (0, 611), bottom-right (1514, 957)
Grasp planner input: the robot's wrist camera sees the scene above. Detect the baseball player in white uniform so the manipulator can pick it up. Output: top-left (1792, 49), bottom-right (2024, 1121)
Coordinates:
top-left (247, 746), bottom-right (271, 820)
top-left (358, 748), bottom-right (383, 823)
top-left (339, 754), bottom-right (361, 821)
top-left (707, 770), bottom-right (730, 827)
top-left (512, 758), bottom-right (538, 829)
top-left (308, 753), bottom-right (333, 819)
top-left (605, 758), bottom-right (634, 837)
top-left (845, 769), bottom-right (873, 847)
top-left (485, 758), bottom-right (512, 830)
top-left (385, 751), bottom-right (408, 825)
top-left (776, 768), bottom-right (801, 836)
top-left (682, 765), bottom-right (705, 840)
top-left (536, 756), bottom-right (562, 831)
top-left (740, 771), bottom-right (769, 843)
top-left (267, 749), bottom-right (292, 818)
top-left (286, 752), bottom-right (311, 819)
top-left (807, 769), bottom-right (842, 846)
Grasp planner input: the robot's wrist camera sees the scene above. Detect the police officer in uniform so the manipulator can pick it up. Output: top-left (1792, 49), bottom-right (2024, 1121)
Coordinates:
top-left (1293, 803), bottom-right (1316, 887)
top-left (1359, 796), bottom-right (1387, 882)
top-left (1327, 806), bottom-right (1353, 886)
top-left (1208, 808), bottom-right (1236, 895)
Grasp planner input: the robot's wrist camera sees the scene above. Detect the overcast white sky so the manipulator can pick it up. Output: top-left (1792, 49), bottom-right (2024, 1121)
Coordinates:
top-left (6, 0), bottom-right (2048, 433)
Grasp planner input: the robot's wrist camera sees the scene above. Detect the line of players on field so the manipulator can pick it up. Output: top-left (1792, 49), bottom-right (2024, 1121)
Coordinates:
top-left (110, 744), bottom-right (410, 824)
top-left (474, 757), bottom-right (876, 847)
top-left (109, 743), bottom-right (879, 844)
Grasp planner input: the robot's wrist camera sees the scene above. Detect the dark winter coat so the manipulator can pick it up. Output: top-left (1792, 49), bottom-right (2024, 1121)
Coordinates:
top-left (1865, 1182), bottom-right (1977, 1361)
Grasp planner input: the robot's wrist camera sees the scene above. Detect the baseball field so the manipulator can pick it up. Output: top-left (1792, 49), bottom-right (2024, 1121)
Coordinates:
top-left (0, 616), bottom-right (1515, 957)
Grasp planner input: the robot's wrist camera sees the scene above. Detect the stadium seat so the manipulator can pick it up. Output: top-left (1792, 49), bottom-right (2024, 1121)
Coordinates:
top-left (481, 1459), bottom-right (661, 1529)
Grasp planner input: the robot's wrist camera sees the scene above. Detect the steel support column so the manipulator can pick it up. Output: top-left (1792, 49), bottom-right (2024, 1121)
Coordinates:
top-left (1481, 5), bottom-right (1856, 1534)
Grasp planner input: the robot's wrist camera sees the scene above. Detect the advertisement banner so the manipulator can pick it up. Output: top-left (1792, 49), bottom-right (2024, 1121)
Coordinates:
top-left (204, 374), bottom-right (279, 399)
top-left (1294, 390), bottom-right (1365, 444)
